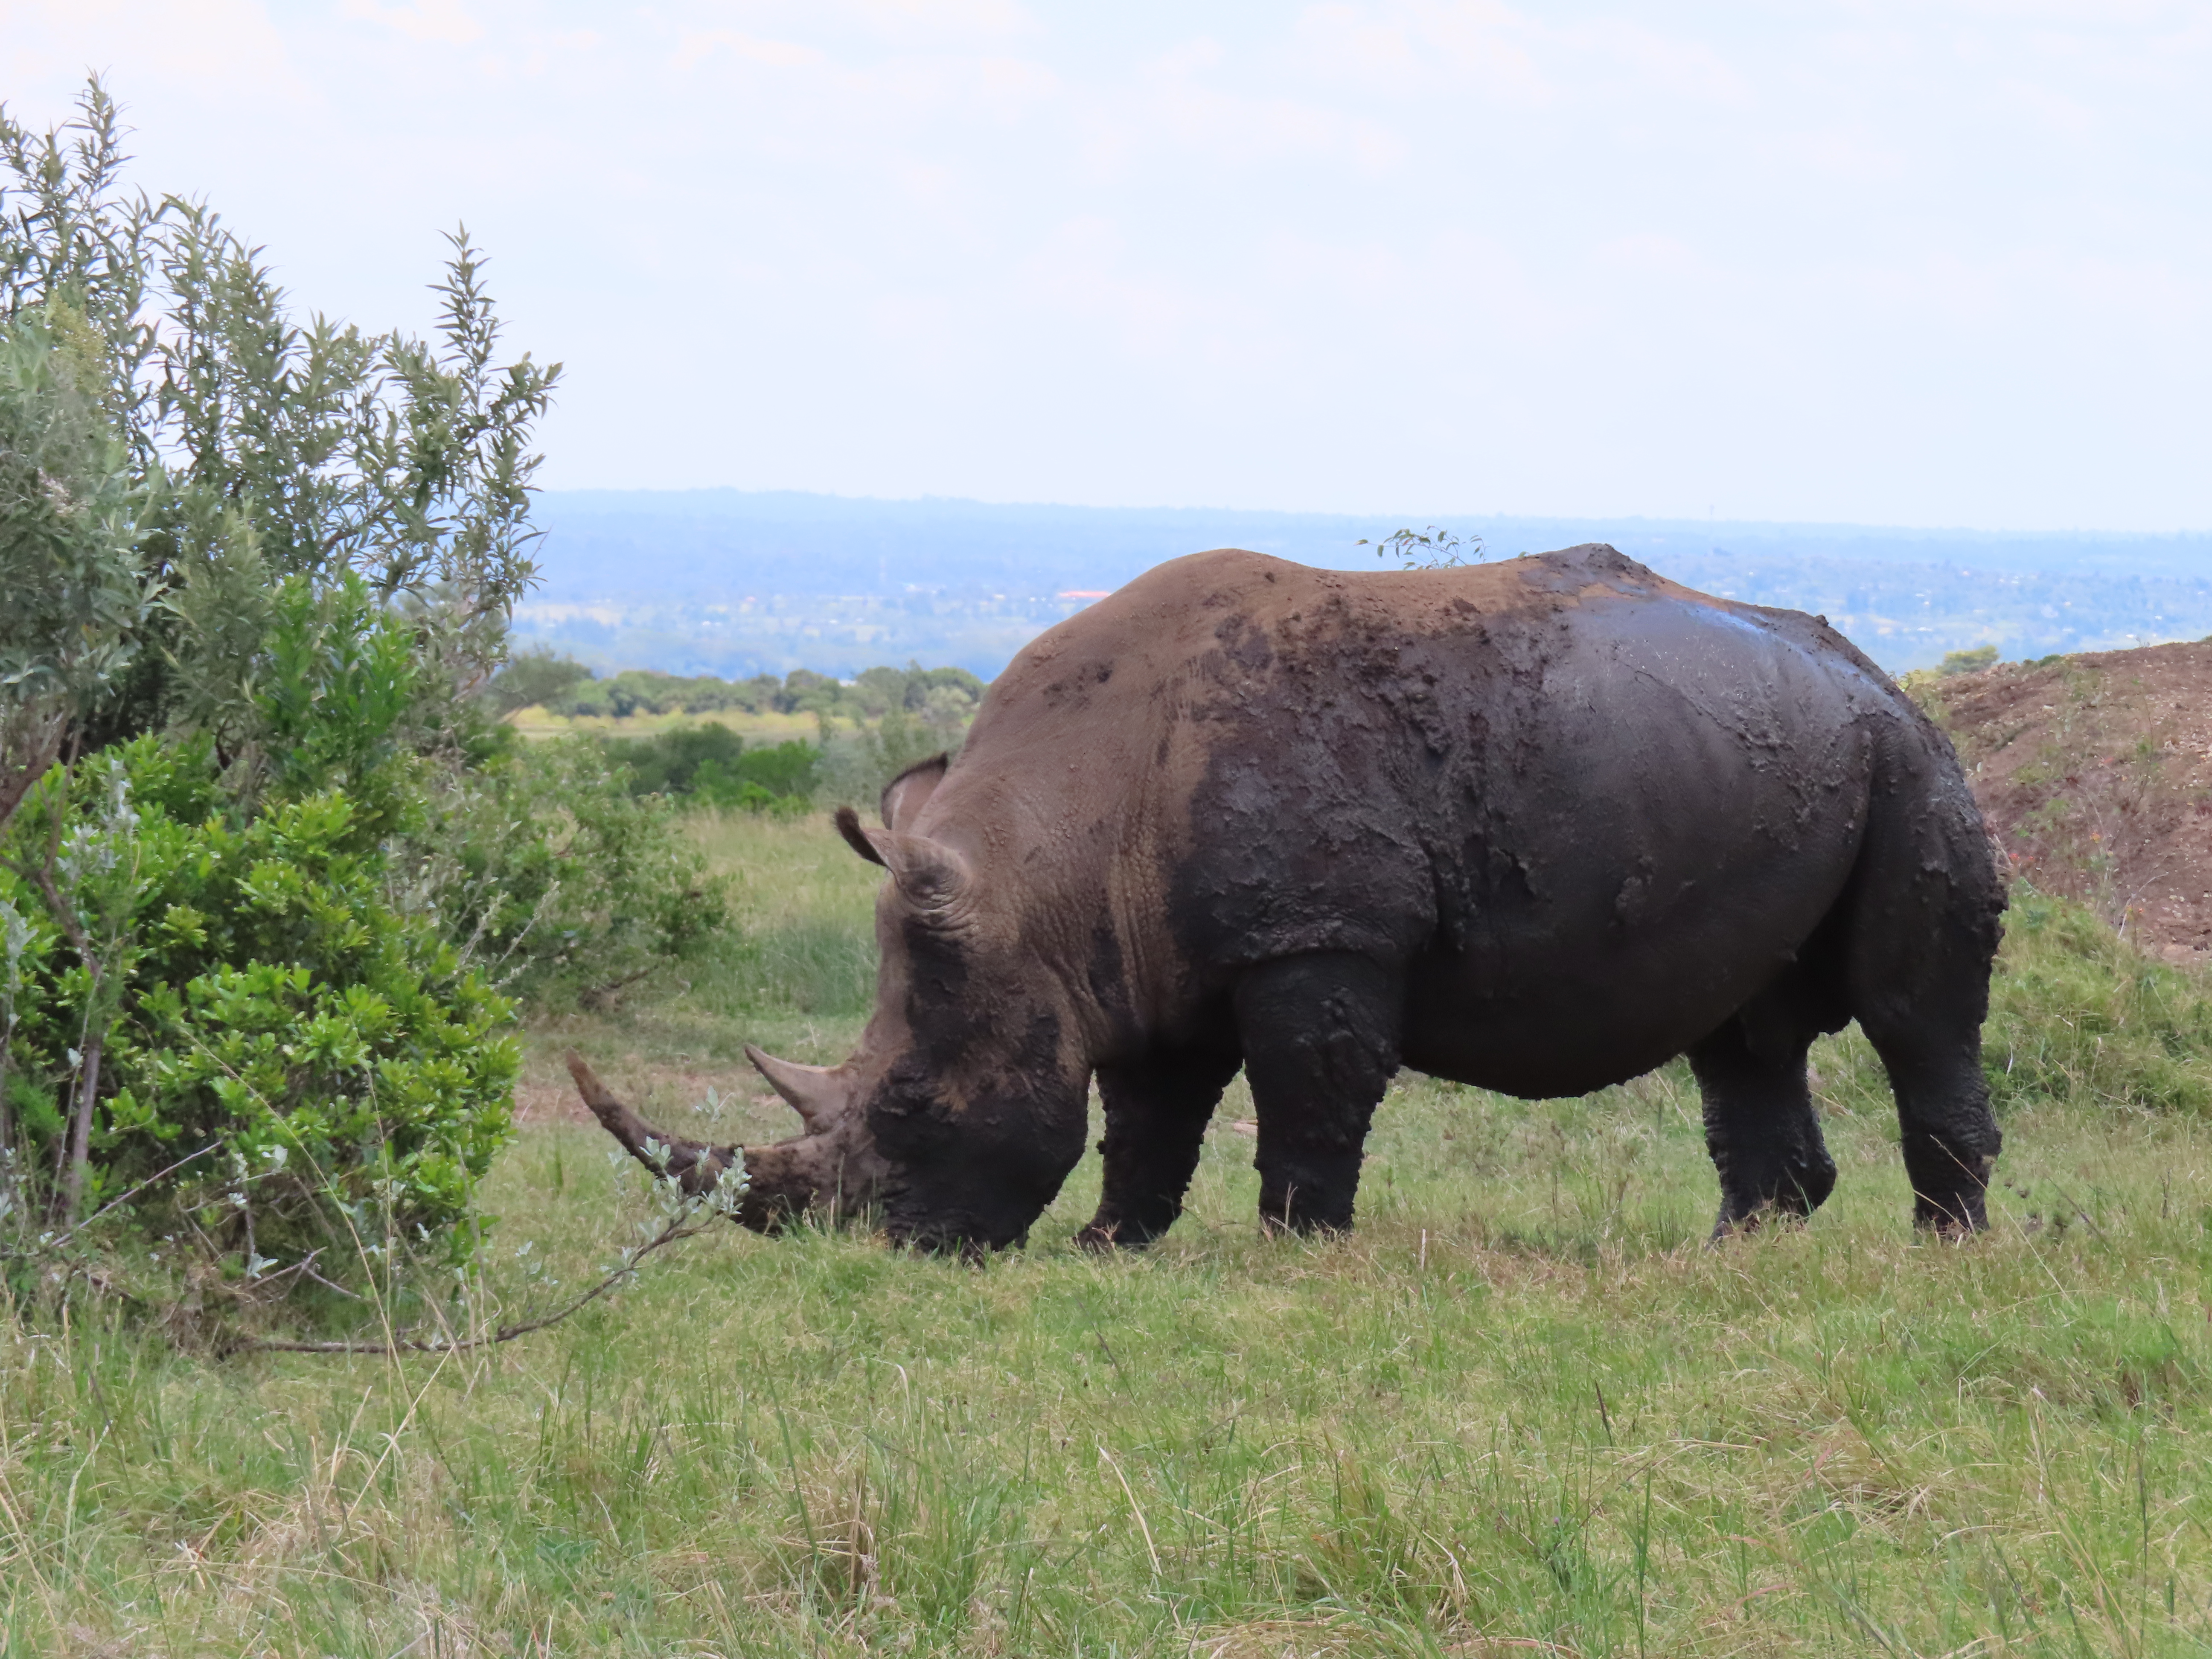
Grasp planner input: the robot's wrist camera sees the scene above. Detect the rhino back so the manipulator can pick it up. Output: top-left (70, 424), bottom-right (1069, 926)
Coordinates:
top-left (934, 545), bottom-right (1927, 1072)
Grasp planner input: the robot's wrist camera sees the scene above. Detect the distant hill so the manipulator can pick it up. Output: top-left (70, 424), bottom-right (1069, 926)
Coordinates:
top-left (515, 489), bottom-right (2212, 679)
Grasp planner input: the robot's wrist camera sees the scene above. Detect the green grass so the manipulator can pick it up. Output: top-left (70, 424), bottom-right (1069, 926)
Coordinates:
top-left (506, 705), bottom-right (827, 745)
top-left (9, 815), bottom-right (2212, 1656)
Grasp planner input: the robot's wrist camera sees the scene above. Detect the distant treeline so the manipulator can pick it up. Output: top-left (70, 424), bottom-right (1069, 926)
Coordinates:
top-left (481, 650), bottom-right (983, 813)
top-left (484, 649), bottom-right (985, 723)
top-left (599, 725), bottom-right (823, 815)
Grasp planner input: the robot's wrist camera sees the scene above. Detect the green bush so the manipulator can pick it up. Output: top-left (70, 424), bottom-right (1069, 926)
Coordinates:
top-left (699, 740), bottom-right (818, 811)
top-left (0, 736), bottom-right (516, 1275)
top-left (255, 576), bottom-right (429, 841)
top-left (1939, 644), bottom-right (2000, 676)
top-left (1, 574), bottom-right (530, 1287)
top-left (480, 646), bottom-right (593, 716)
top-left (603, 722), bottom-right (744, 795)
top-left (417, 737), bottom-right (732, 1008)
top-left (576, 725), bottom-right (821, 814)
top-left (597, 725), bottom-right (823, 809)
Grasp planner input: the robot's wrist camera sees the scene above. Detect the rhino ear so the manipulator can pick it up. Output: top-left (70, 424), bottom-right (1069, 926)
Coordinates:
top-left (881, 753), bottom-right (949, 831)
top-left (837, 804), bottom-right (889, 867)
top-left (835, 806), bottom-right (970, 913)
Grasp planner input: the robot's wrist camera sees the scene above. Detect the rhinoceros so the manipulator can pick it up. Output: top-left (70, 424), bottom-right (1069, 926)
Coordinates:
top-left (570, 544), bottom-right (2004, 1251)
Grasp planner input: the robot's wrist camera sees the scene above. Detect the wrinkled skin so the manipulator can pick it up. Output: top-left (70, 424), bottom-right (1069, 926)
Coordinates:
top-left (577, 545), bottom-right (2005, 1251)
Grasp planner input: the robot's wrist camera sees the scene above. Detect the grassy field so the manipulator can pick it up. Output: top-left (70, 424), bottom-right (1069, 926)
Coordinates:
top-left (503, 706), bottom-right (829, 745)
top-left (8, 813), bottom-right (2212, 1656)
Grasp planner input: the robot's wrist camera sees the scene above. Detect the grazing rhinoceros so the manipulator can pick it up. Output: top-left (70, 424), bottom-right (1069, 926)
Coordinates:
top-left (570, 544), bottom-right (2004, 1251)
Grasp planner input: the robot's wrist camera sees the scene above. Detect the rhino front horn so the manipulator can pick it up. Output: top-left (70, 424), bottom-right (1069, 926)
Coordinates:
top-left (745, 1044), bottom-right (850, 1133)
top-left (566, 1050), bottom-right (741, 1198)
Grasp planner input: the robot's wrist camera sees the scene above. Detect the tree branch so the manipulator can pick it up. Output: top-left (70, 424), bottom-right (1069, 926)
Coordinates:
top-left (232, 1208), bottom-right (715, 1357)
top-left (5, 1141), bottom-right (220, 1257)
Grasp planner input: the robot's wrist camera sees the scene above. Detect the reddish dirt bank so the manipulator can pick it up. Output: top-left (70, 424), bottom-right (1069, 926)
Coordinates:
top-left (1925, 640), bottom-right (2212, 963)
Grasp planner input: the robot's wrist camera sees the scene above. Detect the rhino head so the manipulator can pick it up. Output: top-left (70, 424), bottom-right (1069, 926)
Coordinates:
top-left (570, 755), bottom-right (1094, 1252)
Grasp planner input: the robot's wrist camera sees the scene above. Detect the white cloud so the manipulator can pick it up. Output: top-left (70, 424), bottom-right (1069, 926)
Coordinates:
top-left (1291, 0), bottom-right (1552, 102)
top-left (340, 0), bottom-right (484, 47)
top-left (0, 0), bottom-right (296, 95)
top-left (675, 29), bottom-right (827, 71)
top-left (853, 0), bottom-right (1032, 35)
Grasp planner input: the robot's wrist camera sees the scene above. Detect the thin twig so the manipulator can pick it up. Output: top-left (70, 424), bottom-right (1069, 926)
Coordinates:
top-left (4, 1141), bottom-right (221, 1259)
top-left (235, 1211), bottom-right (716, 1356)
top-left (301, 1262), bottom-right (367, 1301)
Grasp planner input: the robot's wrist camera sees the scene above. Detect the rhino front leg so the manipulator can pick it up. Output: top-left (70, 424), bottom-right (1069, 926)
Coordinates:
top-left (1234, 952), bottom-right (1402, 1234)
top-left (1077, 1043), bottom-right (1243, 1249)
top-left (1689, 1017), bottom-right (1836, 1237)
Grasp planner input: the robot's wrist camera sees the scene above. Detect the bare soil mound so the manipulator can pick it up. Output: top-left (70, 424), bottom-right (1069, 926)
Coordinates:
top-left (1924, 640), bottom-right (2212, 963)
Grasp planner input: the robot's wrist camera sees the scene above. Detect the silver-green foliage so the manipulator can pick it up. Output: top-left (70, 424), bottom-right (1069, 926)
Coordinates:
top-left (0, 80), bottom-right (570, 1283)
top-left (0, 309), bottom-right (149, 828)
top-left (0, 77), bottom-right (560, 754)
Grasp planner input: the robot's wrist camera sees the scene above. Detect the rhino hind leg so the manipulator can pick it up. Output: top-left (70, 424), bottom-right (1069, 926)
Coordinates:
top-left (1077, 1043), bottom-right (1244, 1249)
top-left (1234, 952), bottom-right (1402, 1235)
top-left (1689, 1015), bottom-right (1837, 1238)
top-left (1839, 734), bottom-right (2005, 1234)
top-left (1855, 936), bottom-right (2003, 1235)
top-left (1864, 1030), bottom-right (2000, 1233)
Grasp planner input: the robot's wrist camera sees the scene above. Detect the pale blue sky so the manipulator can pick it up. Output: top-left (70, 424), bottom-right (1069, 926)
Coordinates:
top-left (5, 1), bottom-right (2208, 529)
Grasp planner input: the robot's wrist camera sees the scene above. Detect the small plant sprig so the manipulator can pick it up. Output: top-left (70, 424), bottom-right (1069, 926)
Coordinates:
top-left (236, 1138), bottom-right (748, 1357)
top-left (1358, 525), bottom-right (1484, 570)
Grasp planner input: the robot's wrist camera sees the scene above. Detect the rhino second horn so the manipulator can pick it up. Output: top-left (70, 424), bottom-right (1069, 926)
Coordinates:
top-left (745, 1044), bottom-right (849, 1132)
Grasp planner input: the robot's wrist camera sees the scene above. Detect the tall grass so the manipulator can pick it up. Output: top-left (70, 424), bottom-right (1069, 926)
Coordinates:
top-left (7, 816), bottom-right (2212, 1656)
top-left (694, 809), bottom-right (880, 1019)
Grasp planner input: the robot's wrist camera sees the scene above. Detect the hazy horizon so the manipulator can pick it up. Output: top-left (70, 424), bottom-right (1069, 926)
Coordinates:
top-left (513, 487), bottom-right (2212, 681)
top-left (541, 484), bottom-right (2212, 542)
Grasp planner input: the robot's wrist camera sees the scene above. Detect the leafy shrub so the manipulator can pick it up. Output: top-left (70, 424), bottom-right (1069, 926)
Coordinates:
top-left (0, 736), bottom-right (516, 1276)
top-left (1, 574), bottom-right (534, 1289)
top-left (695, 741), bottom-right (818, 813)
top-left (691, 768), bottom-right (809, 816)
top-left (255, 576), bottom-right (430, 840)
top-left (593, 724), bottom-right (820, 813)
top-left (1940, 644), bottom-right (2000, 676)
top-left (481, 646), bottom-right (593, 716)
top-left (739, 741), bottom-right (822, 799)
top-left (602, 722), bottom-right (743, 795)
top-left (416, 738), bottom-right (731, 1008)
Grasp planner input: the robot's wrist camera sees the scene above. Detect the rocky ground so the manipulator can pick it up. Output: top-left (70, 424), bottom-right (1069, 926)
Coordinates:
top-left (1926, 639), bottom-right (2212, 963)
